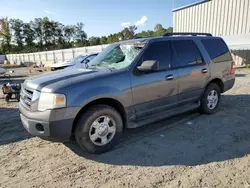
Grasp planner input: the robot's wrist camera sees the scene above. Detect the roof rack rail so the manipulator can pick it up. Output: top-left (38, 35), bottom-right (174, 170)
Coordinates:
top-left (163, 32), bottom-right (212, 37)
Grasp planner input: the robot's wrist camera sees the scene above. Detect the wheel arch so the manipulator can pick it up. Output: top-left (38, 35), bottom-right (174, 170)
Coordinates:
top-left (206, 78), bottom-right (224, 93)
top-left (72, 97), bottom-right (127, 135)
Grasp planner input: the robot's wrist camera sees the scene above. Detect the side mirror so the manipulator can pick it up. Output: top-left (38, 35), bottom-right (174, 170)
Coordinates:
top-left (137, 60), bottom-right (159, 73)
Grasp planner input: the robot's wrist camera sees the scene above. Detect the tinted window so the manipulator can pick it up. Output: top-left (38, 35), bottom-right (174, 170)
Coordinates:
top-left (142, 41), bottom-right (172, 70)
top-left (172, 40), bottom-right (204, 68)
top-left (202, 39), bottom-right (232, 63)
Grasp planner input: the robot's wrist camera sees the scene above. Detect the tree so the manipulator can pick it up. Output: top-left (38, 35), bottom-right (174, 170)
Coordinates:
top-left (32, 18), bottom-right (43, 50)
top-left (89, 37), bottom-right (100, 46)
top-left (120, 25), bottom-right (137, 40)
top-left (122, 28), bottom-right (134, 40)
top-left (165, 27), bottom-right (173, 33)
top-left (10, 19), bottom-right (24, 49)
top-left (154, 24), bottom-right (166, 36)
top-left (0, 18), bottom-right (11, 53)
top-left (100, 36), bottom-right (108, 44)
top-left (1, 17), bottom-right (172, 54)
top-left (54, 22), bottom-right (65, 48)
top-left (23, 22), bottom-right (35, 47)
top-left (42, 17), bottom-right (54, 47)
top-left (64, 25), bottom-right (75, 43)
top-left (128, 25), bottom-right (137, 37)
top-left (75, 22), bottom-right (87, 46)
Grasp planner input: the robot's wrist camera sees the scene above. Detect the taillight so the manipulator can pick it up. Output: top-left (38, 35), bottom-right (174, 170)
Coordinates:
top-left (231, 62), bottom-right (235, 74)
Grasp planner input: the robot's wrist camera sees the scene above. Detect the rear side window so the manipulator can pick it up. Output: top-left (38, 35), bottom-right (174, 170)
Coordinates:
top-left (171, 40), bottom-right (204, 68)
top-left (202, 39), bottom-right (232, 63)
top-left (142, 41), bottom-right (172, 70)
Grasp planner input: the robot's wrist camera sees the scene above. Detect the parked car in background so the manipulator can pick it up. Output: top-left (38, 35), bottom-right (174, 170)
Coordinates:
top-left (0, 65), bottom-right (6, 74)
top-left (51, 53), bottom-right (98, 71)
top-left (66, 53), bottom-right (99, 69)
top-left (19, 33), bottom-right (235, 154)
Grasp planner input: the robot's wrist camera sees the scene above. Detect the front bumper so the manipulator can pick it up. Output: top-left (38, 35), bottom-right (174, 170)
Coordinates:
top-left (19, 102), bottom-right (80, 142)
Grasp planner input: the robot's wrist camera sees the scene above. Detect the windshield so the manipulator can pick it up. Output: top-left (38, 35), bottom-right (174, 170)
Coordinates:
top-left (89, 42), bottom-right (146, 71)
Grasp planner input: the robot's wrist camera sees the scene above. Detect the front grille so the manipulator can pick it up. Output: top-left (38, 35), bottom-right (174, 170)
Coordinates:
top-left (20, 86), bottom-right (34, 110)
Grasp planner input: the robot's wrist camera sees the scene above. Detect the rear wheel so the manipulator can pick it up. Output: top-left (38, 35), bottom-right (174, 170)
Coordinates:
top-left (199, 83), bottom-right (221, 114)
top-left (74, 105), bottom-right (123, 154)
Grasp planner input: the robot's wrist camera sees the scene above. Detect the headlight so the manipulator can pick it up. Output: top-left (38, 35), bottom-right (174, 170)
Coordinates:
top-left (38, 92), bottom-right (66, 111)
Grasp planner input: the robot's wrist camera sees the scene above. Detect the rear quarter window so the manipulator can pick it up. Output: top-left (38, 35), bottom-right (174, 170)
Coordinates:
top-left (202, 39), bottom-right (232, 63)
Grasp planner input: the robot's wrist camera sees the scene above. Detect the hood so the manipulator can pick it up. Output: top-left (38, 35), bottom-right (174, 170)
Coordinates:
top-left (24, 68), bottom-right (109, 92)
top-left (50, 60), bottom-right (75, 68)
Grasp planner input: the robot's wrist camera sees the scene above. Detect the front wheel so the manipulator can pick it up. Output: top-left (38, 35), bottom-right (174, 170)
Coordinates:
top-left (199, 83), bottom-right (221, 114)
top-left (5, 94), bottom-right (10, 102)
top-left (16, 93), bottom-right (20, 102)
top-left (74, 105), bottom-right (123, 154)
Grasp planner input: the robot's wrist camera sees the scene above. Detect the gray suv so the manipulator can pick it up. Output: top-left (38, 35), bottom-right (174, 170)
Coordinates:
top-left (19, 33), bottom-right (235, 153)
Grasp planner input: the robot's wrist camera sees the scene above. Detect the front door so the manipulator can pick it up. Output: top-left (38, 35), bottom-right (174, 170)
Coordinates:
top-left (131, 40), bottom-right (179, 118)
top-left (171, 39), bottom-right (210, 105)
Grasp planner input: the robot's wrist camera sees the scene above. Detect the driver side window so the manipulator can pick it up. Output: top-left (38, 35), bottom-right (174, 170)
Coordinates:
top-left (142, 41), bottom-right (172, 70)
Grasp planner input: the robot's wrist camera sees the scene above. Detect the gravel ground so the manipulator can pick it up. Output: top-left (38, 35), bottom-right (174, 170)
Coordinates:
top-left (1, 68), bottom-right (250, 188)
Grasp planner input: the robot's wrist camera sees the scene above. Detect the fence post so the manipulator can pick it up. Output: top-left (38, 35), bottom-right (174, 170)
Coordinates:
top-left (45, 52), bottom-right (48, 61)
top-left (72, 49), bottom-right (75, 58)
top-left (85, 47), bottom-right (88, 55)
top-left (39, 53), bottom-right (41, 66)
top-left (62, 50), bottom-right (64, 61)
top-left (53, 51), bottom-right (56, 63)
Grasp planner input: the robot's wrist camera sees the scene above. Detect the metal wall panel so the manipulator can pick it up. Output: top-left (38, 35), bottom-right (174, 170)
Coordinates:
top-left (173, 0), bottom-right (250, 36)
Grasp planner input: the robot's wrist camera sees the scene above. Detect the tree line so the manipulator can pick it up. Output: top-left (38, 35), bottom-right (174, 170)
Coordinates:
top-left (0, 17), bottom-right (172, 54)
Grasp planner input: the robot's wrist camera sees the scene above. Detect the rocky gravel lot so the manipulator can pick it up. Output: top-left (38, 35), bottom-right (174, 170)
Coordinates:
top-left (0, 68), bottom-right (250, 188)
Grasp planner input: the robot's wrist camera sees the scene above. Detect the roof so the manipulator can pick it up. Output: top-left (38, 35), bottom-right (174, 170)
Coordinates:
top-left (117, 34), bottom-right (217, 44)
top-left (172, 0), bottom-right (211, 12)
top-left (116, 34), bottom-right (250, 50)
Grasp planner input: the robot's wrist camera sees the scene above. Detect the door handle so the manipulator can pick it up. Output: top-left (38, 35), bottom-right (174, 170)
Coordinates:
top-left (201, 68), bottom-right (208, 73)
top-left (166, 75), bottom-right (174, 80)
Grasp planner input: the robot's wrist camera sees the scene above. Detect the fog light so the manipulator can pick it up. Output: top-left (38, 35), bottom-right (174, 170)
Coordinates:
top-left (36, 123), bottom-right (44, 132)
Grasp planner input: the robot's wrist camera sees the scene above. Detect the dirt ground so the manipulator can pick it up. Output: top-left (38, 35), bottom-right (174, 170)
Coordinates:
top-left (1, 68), bottom-right (250, 188)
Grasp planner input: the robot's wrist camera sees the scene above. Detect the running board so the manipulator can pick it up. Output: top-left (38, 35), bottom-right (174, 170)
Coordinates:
top-left (128, 102), bottom-right (200, 128)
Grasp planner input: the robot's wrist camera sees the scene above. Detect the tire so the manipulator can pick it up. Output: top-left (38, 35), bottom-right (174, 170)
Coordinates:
top-left (74, 105), bottom-right (123, 154)
top-left (5, 95), bottom-right (10, 102)
top-left (16, 94), bottom-right (20, 102)
top-left (199, 83), bottom-right (221, 114)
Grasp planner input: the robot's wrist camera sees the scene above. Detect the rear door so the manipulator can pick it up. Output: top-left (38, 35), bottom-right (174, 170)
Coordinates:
top-left (171, 39), bottom-right (210, 105)
top-left (130, 40), bottom-right (179, 118)
top-left (201, 38), bottom-right (235, 83)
